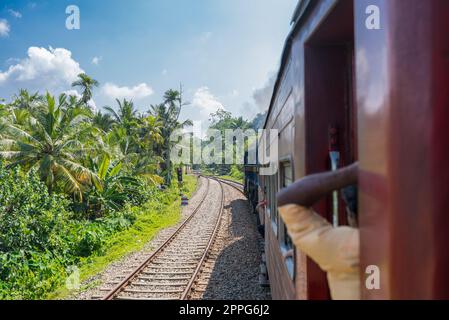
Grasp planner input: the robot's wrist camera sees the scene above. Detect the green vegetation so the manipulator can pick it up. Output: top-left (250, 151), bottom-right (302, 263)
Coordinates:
top-left (220, 165), bottom-right (244, 184)
top-left (0, 75), bottom-right (196, 299)
top-left (201, 109), bottom-right (254, 178)
top-left (50, 175), bottom-right (197, 299)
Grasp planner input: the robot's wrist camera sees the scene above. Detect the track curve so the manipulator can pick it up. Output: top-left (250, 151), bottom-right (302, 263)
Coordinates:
top-left (102, 177), bottom-right (225, 300)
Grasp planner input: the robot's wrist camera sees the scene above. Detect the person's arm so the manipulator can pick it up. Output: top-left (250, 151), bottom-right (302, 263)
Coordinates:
top-left (277, 162), bottom-right (359, 208)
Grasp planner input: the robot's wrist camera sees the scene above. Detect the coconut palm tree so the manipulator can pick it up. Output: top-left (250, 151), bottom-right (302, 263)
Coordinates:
top-left (150, 89), bottom-right (193, 185)
top-left (103, 99), bottom-right (142, 162)
top-left (139, 115), bottom-right (163, 148)
top-left (0, 93), bottom-right (100, 200)
top-left (232, 116), bottom-right (251, 131)
top-left (10, 89), bottom-right (42, 110)
top-left (71, 73), bottom-right (99, 104)
top-left (93, 111), bottom-right (115, 132)
top-left (104, 99), bottom-right (139, 134)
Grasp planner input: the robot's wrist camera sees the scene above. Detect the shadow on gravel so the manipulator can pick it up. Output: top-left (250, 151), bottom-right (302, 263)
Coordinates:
top-left (200, 199), bottom-right (271, 300)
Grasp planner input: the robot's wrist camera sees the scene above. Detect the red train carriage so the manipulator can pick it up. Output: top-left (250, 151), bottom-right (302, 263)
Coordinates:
top-left (257, 0), bottom-right (449, 300)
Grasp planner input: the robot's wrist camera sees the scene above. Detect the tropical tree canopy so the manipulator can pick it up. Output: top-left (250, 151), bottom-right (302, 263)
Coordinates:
top-left (0, 93), bottom-right (100, 200)
top-left (71, 73), bottom-right (99, 104)
top-left (149, 89), bottom-right (193, 184)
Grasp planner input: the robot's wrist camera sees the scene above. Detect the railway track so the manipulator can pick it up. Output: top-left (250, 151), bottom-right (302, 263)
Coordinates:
top-left (189, 178), bottom-right (244, 299)
top-left (214, 177), bottom-right (244, 194)
top-left (102, 177), bottom-right (225, 300)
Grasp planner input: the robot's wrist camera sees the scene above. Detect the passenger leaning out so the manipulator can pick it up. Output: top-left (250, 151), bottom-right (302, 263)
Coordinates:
top-left (277, 162), bottom-right (360, 300)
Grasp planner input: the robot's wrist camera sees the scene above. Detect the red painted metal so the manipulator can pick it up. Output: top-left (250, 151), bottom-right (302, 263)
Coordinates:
top-left (355, 0), bottom-right (449, 299)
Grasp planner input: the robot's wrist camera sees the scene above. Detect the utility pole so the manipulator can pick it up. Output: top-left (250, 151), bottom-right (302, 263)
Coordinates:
top-left (175, 83), bottom-right (190, 123)
top-left (166, 83), bottom-right (190, 186)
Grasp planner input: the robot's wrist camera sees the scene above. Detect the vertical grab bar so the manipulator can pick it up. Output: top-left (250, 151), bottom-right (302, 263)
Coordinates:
top-left (329, 126), bottom-right (340, 227)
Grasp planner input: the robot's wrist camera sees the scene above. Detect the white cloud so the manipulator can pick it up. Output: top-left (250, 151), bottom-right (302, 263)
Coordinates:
top-left (0, 19), bottom-right (10, 37)
top-left (178, 87), bottom-right (225, 138)
top-left (8, 9), bottom-right (22, 18)
top-left (64, 89), bottom-right (97, 111)
top-left (87, 99), bottom-right (97, 110)
top-left (64, 89), bottom-right (82, 99)
top-left (102, 83), bottom-right (153, 100)
top-left (6, 57), bottom-right (20, 65)
top-left (0, 47), bottom-right (84, 92)
top-left (191, 86), bottom-right (225, 121)
top-left (230, 89), bottom-right (239, 97)
top-left (162, 69), bottom-right (168, 76)
top-left (91, 56), bottom-right (102, 65)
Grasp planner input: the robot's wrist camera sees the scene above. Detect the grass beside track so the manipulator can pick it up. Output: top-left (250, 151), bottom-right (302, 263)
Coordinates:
top-left (219, 175), bottom-right (244, 185)
top-left (49, 175), bottom-right (198, 299)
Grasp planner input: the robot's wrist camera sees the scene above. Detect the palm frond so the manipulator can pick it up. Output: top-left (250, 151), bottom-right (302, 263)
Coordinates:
top-left (53, 163), bottom-right (83, 200)
top-left (3, 124), bottom-right (42, 146)
top-left (60, 159), bottom-right (102, 191)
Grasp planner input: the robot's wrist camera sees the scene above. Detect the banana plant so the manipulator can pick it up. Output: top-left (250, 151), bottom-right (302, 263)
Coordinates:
top-left (86, 154), bottom-right (140, 216)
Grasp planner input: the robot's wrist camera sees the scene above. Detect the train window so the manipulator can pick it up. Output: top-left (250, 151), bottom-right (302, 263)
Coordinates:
top-left (269, 173), bottom-right (279, 235)
top-left (279, 161), bottom-right (295, 279)
top-left (281, 162), bottom-right (293, 186)
top-left (304, 0), bottom-right (356, 299)
top-left (305, 0), bottom-right (357, 227)
top-left (265, 179), bottom-right (270, 215)
top-left (264, 174), bottom-right (277, 233)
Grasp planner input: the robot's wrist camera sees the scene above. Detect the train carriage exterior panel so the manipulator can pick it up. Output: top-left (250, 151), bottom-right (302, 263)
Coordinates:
top-left (255, 0), bottom-right (449, 300)
top-left (355, 0), bottom-right (449, 299)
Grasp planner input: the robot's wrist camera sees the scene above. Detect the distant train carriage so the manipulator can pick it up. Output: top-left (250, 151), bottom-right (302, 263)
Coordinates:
top-left (244, 146), bottom-right (259, 214)
top-left (257, 0), bottom-right (449, 300)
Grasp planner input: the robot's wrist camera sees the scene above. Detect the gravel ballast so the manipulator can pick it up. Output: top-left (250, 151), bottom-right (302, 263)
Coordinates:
top-left (191, 182), bottom-right (271, 300)
top-left (69, 176), bottom-right (270, 300)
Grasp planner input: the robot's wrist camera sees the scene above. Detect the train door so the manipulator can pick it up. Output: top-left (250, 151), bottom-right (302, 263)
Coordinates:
top-left (304, 0), bottom-right (357, 300)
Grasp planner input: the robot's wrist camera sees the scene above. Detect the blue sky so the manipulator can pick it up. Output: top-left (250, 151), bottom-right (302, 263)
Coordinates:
top-left (0, 0), bottom-right (297, 123)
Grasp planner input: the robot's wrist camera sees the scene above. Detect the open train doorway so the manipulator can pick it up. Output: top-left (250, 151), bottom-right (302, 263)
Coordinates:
top-left (303, 0), bottom-right (357, 300)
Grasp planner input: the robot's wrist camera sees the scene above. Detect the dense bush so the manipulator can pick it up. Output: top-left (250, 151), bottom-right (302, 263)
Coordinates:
top-left (230, 165), bottom-right (244, 181)
top-left (0, 165), bottom-right (150, 299)
top-left (0, 165), bottom-right (71, 253)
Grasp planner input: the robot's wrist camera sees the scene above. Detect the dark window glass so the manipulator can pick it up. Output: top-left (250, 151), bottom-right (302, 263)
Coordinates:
top-left (280, 161), bottom-right (295, 279)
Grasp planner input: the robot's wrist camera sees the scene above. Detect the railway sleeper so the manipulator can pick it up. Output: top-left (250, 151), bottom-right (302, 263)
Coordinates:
top-left (160, 251), bottom-right (205, 256)
top-left (131, 281), bottom-right (188, 286)
top-left (141, 271), bottom-right (193, 275)
top-left (155, 255), bottom-right (201, 260)
top-left (123, 288), bottom-right (184, 294)
top-left (151, 261), bottom-right (198, 266)
top-left (137, 276), bottom-right (192, 281)
top-left (146, 266), bottom-right (195, 270)
top-left (114, 296), bottom-right (179, 301)
top-left (159, 250), bottom-right (204, 254)
top-left (152, 260), bottom-right (198, 265)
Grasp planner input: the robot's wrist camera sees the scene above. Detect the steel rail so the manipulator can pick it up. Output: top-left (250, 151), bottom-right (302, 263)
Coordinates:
top-left (214, 177), bottom-right (245, 195)
top-left (180, 179), bottom-right (225, 300)
top-left (215, 177), bottom-right (243, 187)
top-left (102, 177), bottom-right (211, 300)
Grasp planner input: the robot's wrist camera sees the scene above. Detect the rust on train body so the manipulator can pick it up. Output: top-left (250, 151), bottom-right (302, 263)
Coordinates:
top-left (255, 0), bottom-right (449, 300)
